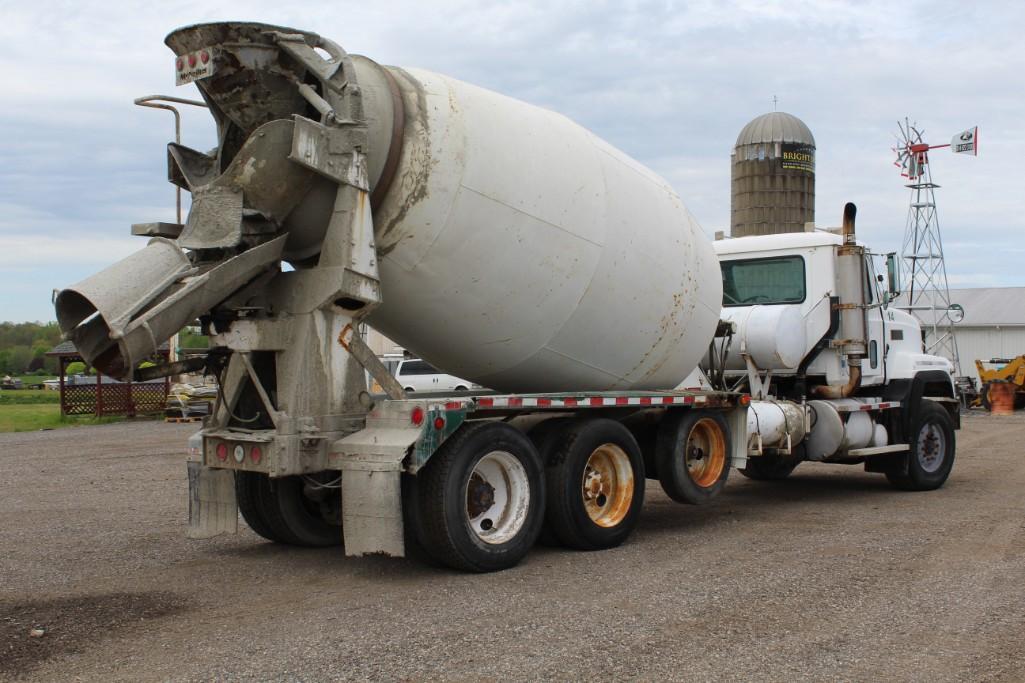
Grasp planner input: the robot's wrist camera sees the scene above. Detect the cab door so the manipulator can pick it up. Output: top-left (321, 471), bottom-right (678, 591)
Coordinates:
top-left (861, 256), bottom-right (887, 386)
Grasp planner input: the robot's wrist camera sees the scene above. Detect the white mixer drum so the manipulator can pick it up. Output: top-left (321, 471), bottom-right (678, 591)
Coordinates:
top-left (365, 67), bottom-right (722, 392)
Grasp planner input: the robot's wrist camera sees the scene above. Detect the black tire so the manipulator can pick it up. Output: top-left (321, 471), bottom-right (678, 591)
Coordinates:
top-left (235, 471), bottom-right (342, 547)
top-left (886, 400), bottom-right (956, 491)
top-left (274, 474), bottom-right (343, 546)
top-left (740, 446), bottom-right (803, 481)
top-left (527, 418), bottom-right (574, 547)
top-left (235, 471), bottom-right (281, 542)
top-left (544, 418), bottom-right (646, 551)
top-left (415, 421), bottom-right (545, 572)
top-left (655, 410), bottom-right (731, 504)
top-left (980, 382), bottom-right (992, 411)
top-left (401, 473), bottom-right (443, 567)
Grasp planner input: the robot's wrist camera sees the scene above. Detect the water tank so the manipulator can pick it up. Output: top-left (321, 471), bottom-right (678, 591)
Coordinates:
top-left (730, 112), bottom-right (815, 237)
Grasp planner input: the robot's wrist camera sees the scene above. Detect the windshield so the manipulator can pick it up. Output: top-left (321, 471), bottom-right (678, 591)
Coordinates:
top-left (721, 255), bottom-right (806, 306)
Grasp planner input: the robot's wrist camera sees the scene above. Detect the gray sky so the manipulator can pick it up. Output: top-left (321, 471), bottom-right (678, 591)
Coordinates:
top-left (1, 0), bottom-right (1021, 322)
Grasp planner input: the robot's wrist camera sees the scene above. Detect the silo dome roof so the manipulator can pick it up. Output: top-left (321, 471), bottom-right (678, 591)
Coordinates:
top-left (735, 112), bottom-right (815, 147)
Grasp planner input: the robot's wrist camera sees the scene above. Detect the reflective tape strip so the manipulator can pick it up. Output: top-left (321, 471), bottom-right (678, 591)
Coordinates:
top-left (836, 400), bottom-right (902, 412)
top-left (474, 394), bottom-right (706, 409)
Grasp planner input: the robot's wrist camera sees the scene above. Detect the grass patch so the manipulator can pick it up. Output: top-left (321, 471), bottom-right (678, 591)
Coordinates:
top-left (14, 374), bottom-right (57, 384)
top-left (0, 404), bottom-right (128, 433)
top-left (0, 390), bottom-right (61, 405)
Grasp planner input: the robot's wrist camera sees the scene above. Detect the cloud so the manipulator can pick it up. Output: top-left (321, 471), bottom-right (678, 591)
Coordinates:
top-left (0, 0), bottom-right (1022, 322)
top-left (0, 235), bottom-right (139, 270)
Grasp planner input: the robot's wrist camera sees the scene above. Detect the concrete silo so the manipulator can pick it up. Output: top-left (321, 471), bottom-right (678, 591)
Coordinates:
top-left (731, 112), bottom-right (815, 237)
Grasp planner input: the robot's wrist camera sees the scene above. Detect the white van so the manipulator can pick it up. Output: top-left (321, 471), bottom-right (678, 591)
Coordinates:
top-left (394, 359), bottom-right (475, 392)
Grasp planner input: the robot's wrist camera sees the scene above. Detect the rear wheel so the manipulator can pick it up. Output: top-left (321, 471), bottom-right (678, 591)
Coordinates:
top-left (235, 471), bottom-right (342, 547)
top-left (886, 400), bottom-right (956, 491)
top-left (543, 418), bottom-right (645, 551)
top-left (527, 418), bottom-right (573, 546)
top-left (235, 471), bottom-right (279, 541)
top-left (415, 421), bottom-right (545, 572)
top-left (655, 410), bottom-right (730, 504)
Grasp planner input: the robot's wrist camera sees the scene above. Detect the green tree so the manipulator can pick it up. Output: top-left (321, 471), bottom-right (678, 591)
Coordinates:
top-left (6, 346), bottom-right (33, 374)
top-left (179, 327), bottom-right (209, 350)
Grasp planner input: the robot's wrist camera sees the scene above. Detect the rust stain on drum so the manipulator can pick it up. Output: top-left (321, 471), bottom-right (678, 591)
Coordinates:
top-left (376, 68), bottom-right (433, 255)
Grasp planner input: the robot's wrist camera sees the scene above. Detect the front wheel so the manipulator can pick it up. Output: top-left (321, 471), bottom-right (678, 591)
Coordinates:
top-left (414, 421), bottom-right (545, 572)
top-left (655, 410), bottom-right (731, 504)
top-left (886, 400), bottom-right (956, 491)
top-left (980, 382), bottom-right (993, 411)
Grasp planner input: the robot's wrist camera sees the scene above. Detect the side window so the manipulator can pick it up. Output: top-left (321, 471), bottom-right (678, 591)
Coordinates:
top-left (721, 256), bottom-right (806, 307)
top-left (864, 257), bottom-right (878, 305)
top-left (399, 360), bottom-right (438, 376)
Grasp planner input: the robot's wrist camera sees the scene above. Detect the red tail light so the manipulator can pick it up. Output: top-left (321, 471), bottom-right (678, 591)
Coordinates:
top-left (215, 443), bottom-right (228, 461)
top-left (433, 416), bottom-right (446, 430)
top-left (176, 58), bottom-right (184, 71)
top-left (410, 406), bottom-right (425, 426)
top-left (250, 445), bottom-right (262, 464)
top-left (188, 53), bottom-right (197, 68)
top-left (200, 50), bottom-right (210, 64)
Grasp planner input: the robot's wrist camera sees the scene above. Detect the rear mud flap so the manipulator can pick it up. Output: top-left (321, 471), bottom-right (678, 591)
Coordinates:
top-left (187, 462), bottom-right (238, 539)
top-left (340, 465), bottom-right (405, 557)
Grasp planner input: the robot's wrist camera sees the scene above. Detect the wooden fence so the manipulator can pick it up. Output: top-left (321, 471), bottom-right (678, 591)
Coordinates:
top-left (60, 381), bottom-right (169, 417)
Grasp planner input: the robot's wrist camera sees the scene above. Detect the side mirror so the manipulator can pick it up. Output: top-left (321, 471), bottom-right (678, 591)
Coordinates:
top-left (885, 253), bottom-right (900, 300)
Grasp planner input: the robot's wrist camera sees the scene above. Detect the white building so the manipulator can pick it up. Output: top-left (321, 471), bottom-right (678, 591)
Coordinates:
top-left (912, 287), bottom-right (1025, 382)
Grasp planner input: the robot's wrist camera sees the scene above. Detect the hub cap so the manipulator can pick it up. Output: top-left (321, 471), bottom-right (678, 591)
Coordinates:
top-left (916, 422), bottom-right (946, 473)
top-left (686, 418), bottom-right (727, 488)
top-left (465, 451), bottom-right (530, 545)
top-left (581, 444), bottom-right (634, 528)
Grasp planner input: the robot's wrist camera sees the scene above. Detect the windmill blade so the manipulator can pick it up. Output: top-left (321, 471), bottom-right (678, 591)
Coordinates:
top-left (893, 124), bottom-right (914, 177)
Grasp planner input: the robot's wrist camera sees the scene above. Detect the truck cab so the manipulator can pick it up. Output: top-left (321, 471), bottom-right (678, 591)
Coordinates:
top-left (713, 230), bottom-right (954, 393)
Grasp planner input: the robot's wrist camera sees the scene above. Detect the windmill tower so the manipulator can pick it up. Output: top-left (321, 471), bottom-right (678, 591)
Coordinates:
top-left (893, 118), bottom-right (978, 375)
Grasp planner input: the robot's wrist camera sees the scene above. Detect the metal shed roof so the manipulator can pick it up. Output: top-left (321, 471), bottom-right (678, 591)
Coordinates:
top-left (735, 111), bottom-right (816, 147)
top-left (896, 287), bottom-right (1025, 327)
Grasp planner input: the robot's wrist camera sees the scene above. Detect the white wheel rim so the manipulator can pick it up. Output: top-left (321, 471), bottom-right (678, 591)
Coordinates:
top-left (917, 422), bottom-right (946, 473)
top-left (465, 450), bottom-right (530, 545)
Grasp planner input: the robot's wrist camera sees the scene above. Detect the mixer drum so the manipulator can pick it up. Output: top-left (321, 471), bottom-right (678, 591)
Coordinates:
top-left (362, 65), bottom-right (722, 392)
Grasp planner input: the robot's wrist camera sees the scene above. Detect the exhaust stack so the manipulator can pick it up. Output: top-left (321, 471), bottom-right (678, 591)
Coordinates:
top-left (812, 202), bottom-right (866, 399)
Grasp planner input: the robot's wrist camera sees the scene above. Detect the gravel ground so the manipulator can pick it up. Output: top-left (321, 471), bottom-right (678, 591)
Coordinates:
top-left (1, 411), bottom-right (1023, 682)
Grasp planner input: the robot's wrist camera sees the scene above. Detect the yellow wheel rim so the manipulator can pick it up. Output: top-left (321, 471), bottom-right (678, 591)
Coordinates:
top-left (581, 443), bottom-right (634, 527)
top-left (686, 418), bottom-right (727, 488)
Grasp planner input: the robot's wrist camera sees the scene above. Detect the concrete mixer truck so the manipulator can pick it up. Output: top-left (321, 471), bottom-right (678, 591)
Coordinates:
top-left (55, 22), bottom-right (958, 572)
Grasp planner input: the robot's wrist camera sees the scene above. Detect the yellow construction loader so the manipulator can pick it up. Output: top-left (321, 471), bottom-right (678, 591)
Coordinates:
top-left (975, 357), bottom-right (1025, 411)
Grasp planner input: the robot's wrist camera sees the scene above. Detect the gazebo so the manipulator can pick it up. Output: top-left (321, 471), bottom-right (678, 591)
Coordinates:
top-left (46, 341), bottom-right (171, 417)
